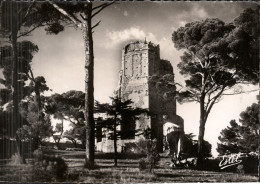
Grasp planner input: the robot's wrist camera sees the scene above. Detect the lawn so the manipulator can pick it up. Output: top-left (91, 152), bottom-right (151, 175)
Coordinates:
top-left (0, 150), bottom-right (258, 183)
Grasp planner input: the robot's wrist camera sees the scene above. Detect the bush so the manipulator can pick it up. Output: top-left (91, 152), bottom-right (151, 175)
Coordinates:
top-left (136, 138), bottom-right (160, 172)
top-left (241, 154), bottom-right (258, 173)
top-left (139, 158), bottom-right (148, 170)
top-left (203, 157), bottom-right (221, 171)
top-left (9, 153), bottom-right (24, 165)
top-left (33, 165), bottom-right (53, 182)
top-left (237, 164), bottom-right (244, 174)
top-left (124, 142), bottom-right (141, 153)
top-left (33, 149), bottom-right (68, 181)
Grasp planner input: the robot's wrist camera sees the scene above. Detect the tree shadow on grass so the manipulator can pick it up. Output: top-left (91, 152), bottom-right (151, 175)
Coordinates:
top-left (155, 173), bottom-right (187, 178)
top-left (97, 165), bottom-right (139, 169)
top-left (97, 160), bottom-right (138, 164)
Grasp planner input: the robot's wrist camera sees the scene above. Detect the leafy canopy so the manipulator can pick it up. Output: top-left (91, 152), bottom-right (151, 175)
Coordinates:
top-left (172, 8), bottom-right (259, 118)
top-left (95, 96), bottom-right (148, 139)
top-left (17, 98), bottom-right (53, 144)
top-left (45, 90), bottom-right (86, 146)
top-left (217, 98), bottom-right (259, 155)
top-left (0, 41), bottom-right (39, 103)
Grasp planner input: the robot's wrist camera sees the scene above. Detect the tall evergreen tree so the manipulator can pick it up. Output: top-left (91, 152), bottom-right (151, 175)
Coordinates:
top-left (95, 96), bottom-right (147, 166)
top-left (0, 1), bottom-right (54, 162)
top-left (217, 99), bottom-right (259, 155)
top-left (172, 8), bottom-right (259, 168)
top-left (17, 76), bottom-right (50, 151)
top-left (31, 1), bottom-right (114, 168)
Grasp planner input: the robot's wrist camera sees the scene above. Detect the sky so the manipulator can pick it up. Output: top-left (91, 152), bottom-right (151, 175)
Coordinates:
top-left (1, 1), bottom-right (259, 156)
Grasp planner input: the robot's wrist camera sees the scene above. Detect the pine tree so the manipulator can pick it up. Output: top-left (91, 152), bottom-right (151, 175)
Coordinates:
top-left (95, 96), bottom-right (147, 166)
top-left (217, 98), bottom-right (259, 155)
top-left (172, 8), bottom-right (259, 168)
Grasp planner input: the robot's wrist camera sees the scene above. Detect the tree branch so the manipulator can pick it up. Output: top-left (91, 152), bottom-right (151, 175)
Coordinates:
top-left (191, 51), bottom-right (204, 68)
top-left (80, 13), bottom-right (87, 21)
top-left (91, 2), bottom-right (114, 18)
top-left (28, 65), bottom-right (35, 82)
top-left (64, 117), bottom-right (76, 125)
top-left (92, 3), bottom-right (110, 11)
top-left (17, 1), bottom-right (36, 28)
top-left (222, 89), bottom-right (260, 96)
top-left (17, 24), bottom-right (42, 38)
top-left (191, 72), bottom-right (204, 77)
top-left (23, 1), bottom-right (36, 21)
top-left (204, 85), bottom-right (226, 122)
top-left (48, 1), bottom-right (83, 28)
top-left (91, 20), bottom-right (101, 30)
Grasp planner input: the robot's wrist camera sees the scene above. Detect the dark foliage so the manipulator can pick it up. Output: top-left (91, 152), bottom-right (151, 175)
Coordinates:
top-left (171, 8), bottom-right (259, 167)
top-left (139, 158), bottom-right (148, 170)
top-left (136, 138), bottom-right (160, 172)
top-left (0, 41), bottom-right (39, 101)
top-left (95, 96), bottom-right (147, 166)
top-left (45, 90), bottom-right (86, 148)
top-left (33, 149), bottom-right (68, 181)
top-left (180, 134), bottom-right (212, 159)
top-left (217, 100), bottom-right (259, 155)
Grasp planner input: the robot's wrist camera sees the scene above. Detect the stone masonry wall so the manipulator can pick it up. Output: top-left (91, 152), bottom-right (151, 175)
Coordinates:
top-left (96, 41), bottom-right (178, 153)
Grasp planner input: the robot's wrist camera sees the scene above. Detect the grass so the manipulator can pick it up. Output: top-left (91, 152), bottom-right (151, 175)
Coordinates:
top-left (67, 165), bottom-right (258, 183)
top-left (0, 164), bottom-right (34, 182)
top-left (0, 150), bottom-right (258, 183)
top-left (44, 149), bottom-right (146, 159)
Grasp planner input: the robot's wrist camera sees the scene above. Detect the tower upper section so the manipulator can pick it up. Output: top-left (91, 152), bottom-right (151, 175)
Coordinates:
top-left (118, 40), bottom-right (175, 111)
top-left (122, 41), bottom-right (162, 78)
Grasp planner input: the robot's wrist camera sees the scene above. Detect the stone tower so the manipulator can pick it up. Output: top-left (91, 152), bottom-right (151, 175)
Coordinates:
top-left (118, 41), bottom-right (178, 151)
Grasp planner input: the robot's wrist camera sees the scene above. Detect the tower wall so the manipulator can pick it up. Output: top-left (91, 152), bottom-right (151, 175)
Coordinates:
top-left (120, 41), bottom-right (152, 133)
top-left (96, 41), bottom-right (179, 153)
top-left (120, 41), bottom-right (177, 151)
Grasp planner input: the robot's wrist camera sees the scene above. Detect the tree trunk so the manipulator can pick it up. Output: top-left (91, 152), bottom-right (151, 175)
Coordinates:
top-left (83, 3), bottom-right (95, 169)
top-left (73, 140), bottom-right (77, 148)
top-left (67, 138), bottom-right (77, 148)
top-left (10, 2), bottom-right (24, 163)
top-left (81, 139), bottom-right (86, 149)
top-left (32, 137), bottom-right (40, 151)
top-left (53, 136), bottom-right (61, 150)
top-left (197, 94), bottom-right (206, 169)
top-left (55, 119), bottom-right (64, 150)
top-left (29, 64), bottom-right (41, 112)
top-left (113, 119), bottom-right (118, 167)
top-left (34, 85), bottom-right (41, 111)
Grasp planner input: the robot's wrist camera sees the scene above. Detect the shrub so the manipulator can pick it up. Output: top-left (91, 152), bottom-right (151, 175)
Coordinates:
top-left (66, 172), bottom-right (80, 181)
top-left (136, 138), bottom-right (160, 172)
top-left (203, 157), bottom-right (221, 171)
top-left (33, 165), bottom-right (53, 182)
top-left (33, 149), bottom-right (68, 181)
top-left (241, 154), bottom-right (258, 173)
top-left (237, 164), bottom-right (244, 174)
top-left (9, 153), bottom-right (23, 165)
top-left (124, 142), bottom-right (141, 153)
top-left (139, 158), bottom-right (148, 170)
top-left (33, 149), bottom-right (43, 163)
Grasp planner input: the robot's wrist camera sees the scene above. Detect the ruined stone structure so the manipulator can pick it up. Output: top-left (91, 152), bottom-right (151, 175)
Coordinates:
top-left (96, 41), bottom-right (184, 153)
